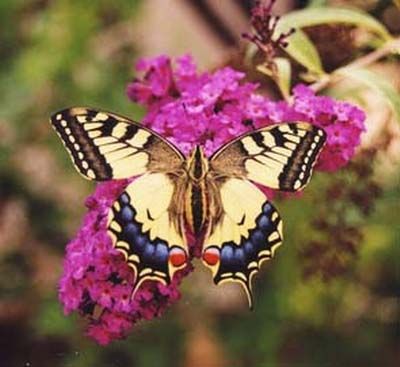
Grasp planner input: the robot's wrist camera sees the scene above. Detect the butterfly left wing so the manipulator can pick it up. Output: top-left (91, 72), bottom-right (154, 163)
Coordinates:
top-left (50, 107), bottom-right (185, 180)
top-left (50, 107), bottom-right (188, 296)
top-left (202, 178), bottom-right (282, 309)
top-left (210, 122), bottom-right (326, 191)
top-left (108, 173), bottom-right (188, 296)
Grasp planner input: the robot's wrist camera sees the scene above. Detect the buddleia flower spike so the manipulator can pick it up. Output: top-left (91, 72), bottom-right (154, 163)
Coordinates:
top-left (56, 55), bottom-right (365, 344)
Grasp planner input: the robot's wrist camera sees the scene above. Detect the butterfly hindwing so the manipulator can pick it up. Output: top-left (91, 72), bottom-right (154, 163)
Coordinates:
top-left (107, 173), bottom-right (188, 295)
top-left (50, 107), bottom-right (184, 180)
top-left (202, 178), bottom-right (283, 308)
top-left (210, 122), bottom-right (326, 191)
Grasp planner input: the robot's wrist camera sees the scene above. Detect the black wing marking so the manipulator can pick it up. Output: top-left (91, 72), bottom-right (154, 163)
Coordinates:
top-left (50, 107), bottom-right (184, 180)
top-left (107, 178), bottom-right (188, 297)
top-left (210, 122), bottom-right (326, 191)
top-left (203, 195), bottom-right (283, 309)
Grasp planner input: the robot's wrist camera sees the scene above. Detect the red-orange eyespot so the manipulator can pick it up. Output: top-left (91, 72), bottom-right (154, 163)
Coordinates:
top-left (169, 247), bottom-right (187, 267)
top-left (202, 247), bottom-right (220, 266)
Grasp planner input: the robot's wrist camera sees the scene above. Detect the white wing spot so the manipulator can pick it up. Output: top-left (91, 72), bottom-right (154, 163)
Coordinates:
top-left (302, 164), bottom-right (307, 171)
top-left (311, 142), bottom-right (317, 149)
top-left (83, 122), bottom-right (103, 131)
top-left (60, 120), bottom-right (67, 127)
top-left (128, 254), bottom-right (140, 263)
top-left (314, 136), bottom-right (320, 142)
top-left (299, 172), bottom-right (305, 180)
top-left (278, 125), bottom-right (291, 133)
top-left (86, 169), bottom-right (96, 179)
top-left (88, 130), bottom-right (102, 138)
top-left (283, 141), bottom-right (297, 150)
top-left (285, 135), bottom-right (301, 143)
top-left (271, 241), bottom-right (283, 256)
top-left (78, 152), bottom-right (84, 159)
top-left (56, 114), bottom-right (62, 120)
top-left (294, 180), bottom-right (302, 190)
top-left (318, 130), bottom-right (324, 136)
top-left (268, 231), bottom-right (280, 242)
top-left (82, 161), bottom-right (89, 169)
top-left (95, 112), bottom-right (109, 121)
top-left (73, 143), bottom-right (80, 151)
top-left (77, 116), bottom-right (86, 123)
top-left (69, 135), bottom-right (76, 143)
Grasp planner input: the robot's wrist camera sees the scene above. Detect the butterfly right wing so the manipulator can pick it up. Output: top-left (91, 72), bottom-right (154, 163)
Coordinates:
top-left (50, 107), bottom-right (184, 180)
top-left (210, 122), bottom-right (326, 191)
top-left (202, 122), bottom-right (325, 308)
top-left (202, 178), bottom-right (283, 308)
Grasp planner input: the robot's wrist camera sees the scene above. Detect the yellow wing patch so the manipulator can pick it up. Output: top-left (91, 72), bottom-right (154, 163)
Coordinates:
top-left (203, 178), bottom-right (283, 308)
top-left (206, 179), bottom-right (266, 245)
top-left (107, 173), bottom-right (188, 297)
top-left (210, 122), bottom-right (326, 192)
top-left (125, 173), bottom-right (185, 247)
top-left (50, 108), bottom-right (184, 180)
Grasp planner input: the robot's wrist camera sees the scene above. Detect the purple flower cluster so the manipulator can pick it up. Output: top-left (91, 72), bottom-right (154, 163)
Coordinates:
top-left (59, 54), bottom-right (365, 344)
top-left (127, 55), bottom-right (365, 169)
top-left (59, 180), bottom-right (189, 345)
top-left (291, 85), bottom-right (365, 171)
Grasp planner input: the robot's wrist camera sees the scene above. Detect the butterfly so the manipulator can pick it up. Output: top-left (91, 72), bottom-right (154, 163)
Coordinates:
top-left (51, 107), bottom-right (326, 308)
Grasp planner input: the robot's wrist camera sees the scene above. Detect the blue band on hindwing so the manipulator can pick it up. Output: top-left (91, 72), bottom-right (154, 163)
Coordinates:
top-left (214, 201), bottom-right (282, 283)
top-left (109, 192), bottom-right (170, 281)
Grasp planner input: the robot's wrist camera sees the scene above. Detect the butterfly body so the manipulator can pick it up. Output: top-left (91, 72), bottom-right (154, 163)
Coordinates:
top-left (51, 107), bottom-right (326, 308)
top-left (183, 145), bottom-right (211, 237)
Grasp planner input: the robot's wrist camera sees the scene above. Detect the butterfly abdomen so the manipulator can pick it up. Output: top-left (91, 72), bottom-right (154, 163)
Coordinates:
top-left (183, 146), bottom-right (211, 236)
top-left (184, 180), bottom-right (209, 236)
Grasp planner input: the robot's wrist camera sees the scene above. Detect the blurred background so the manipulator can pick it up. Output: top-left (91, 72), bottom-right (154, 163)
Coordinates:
top-left (0, 0), bottom-right (399, 366)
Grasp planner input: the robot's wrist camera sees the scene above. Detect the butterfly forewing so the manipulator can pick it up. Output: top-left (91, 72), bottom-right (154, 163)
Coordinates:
top-left (50, 107), bottom-right (184, 180)
top-left (210, 122), bottom-right (326, 191)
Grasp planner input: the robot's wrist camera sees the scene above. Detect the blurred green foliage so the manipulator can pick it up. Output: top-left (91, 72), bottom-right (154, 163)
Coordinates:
top-left (0, 1), bottom-right (399, 367)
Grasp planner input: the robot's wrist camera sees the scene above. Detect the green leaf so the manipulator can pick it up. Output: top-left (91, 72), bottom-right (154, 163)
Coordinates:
top-left (33, 296), bottom-right (76, 336)
top-left (307, 0), bottom-right (328, 7)
top-left (278, 7), bottom-right (392, 41)
top-left (245, 30), bottom-right (323, 75)
top-left (338, 68), bottom-right (400, 122)
top-left (284, 29), bottom-right (324, 75)
top-left (244, 43), bottom-right (258, 65)
top-left (274, 57), bottom-right (292, 99)
top-left (256, 57), bottom-right (291, 99)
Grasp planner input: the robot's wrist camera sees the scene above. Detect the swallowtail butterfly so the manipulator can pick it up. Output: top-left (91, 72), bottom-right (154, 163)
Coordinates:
top-left (51, 107), bottom-right (326, 308)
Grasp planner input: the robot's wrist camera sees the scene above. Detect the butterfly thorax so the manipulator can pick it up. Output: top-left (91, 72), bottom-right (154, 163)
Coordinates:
top-left (183, 146), bottom-right (212, 236)
top-left (186, 145), bottom-right (209, 181)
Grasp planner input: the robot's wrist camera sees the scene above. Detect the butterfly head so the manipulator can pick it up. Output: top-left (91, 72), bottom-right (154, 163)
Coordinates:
top-left (187, 145), bottom-right (209, 181)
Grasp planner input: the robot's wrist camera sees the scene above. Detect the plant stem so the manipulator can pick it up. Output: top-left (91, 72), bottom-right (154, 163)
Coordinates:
top-left (310, 37), bottom-right (400, 93)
